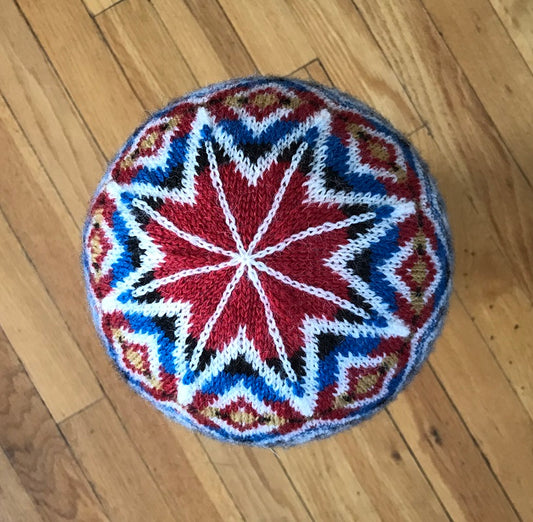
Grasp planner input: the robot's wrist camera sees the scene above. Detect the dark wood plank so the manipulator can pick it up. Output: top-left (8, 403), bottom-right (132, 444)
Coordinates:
top-left (0, 327), bottom-right (108, 522)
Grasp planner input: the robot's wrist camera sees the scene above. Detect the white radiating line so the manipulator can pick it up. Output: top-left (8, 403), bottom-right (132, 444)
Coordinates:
top-left (189, 264), bottom-right (245, 370)
top-left (253, 212), bottom-right (376, 259)
top-left (132, 258), bottom-right (240, 297)
top-left (246, 265), bottom-right (298, 382)
top-left (246, 141), bottom-right (309, 254)
top-left (206, 141), bottom-right (247, 255)
top-left (253, 260), bottom-right (370, 320)
top-left (131, 199), bottom-right (235, 257)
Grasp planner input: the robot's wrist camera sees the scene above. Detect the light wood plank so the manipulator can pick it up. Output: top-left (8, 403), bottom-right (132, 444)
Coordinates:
top-left (0, 449), bottom-right (42, 522)
top-left (288, 0), bottom-right (422, 135)
top-left (422, 0), bottom-right (533, 183)
top-left (97, 0), bottom-right (198, 112)
top-left (60, 399), bottom-right (174, 522)
top-left (278, 413), bottom-right (449, 522)
top-left (0, 327), bottom-right (108, 522)
top-left (430, 294), bottom-right (533, 519)
top-left (107, 384), bottom-right (243, 521)
top-left (0, 0), bottom-right (104, 225)
top-left (305, 59), bottom-right (332, 86)
top-left (200, 439), bottom-right (312, 521)
top-left (219, 0), bottom-right (315, 74)
top-left (83, 0), bottom-right (119, 17)
top-left (151, 0), bottom-right (232, 85)
top-left (184, 0), bottom-right (257, 77)
top-left (289, 65), bottom-right (312, 81)
top-left (410, 127), bottom-right (533, 417)
top-left (16, 0), bottom-right (144, 157)
top-left (0, 99), bottom-right (103, 422)
top-left (278, 440), bottom-right (380, 522)
top-left (490, 0), bottom-right (533, 71)
top-left (389, 362), bottom-right (519, 522)
top-left (356, 0), bottom-right (533, 298)
top-left (0, 211), bottom-right (101, 422)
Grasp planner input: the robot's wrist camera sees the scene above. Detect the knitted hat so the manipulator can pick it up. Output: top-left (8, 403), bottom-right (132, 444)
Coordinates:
top-left (83, 77), bottom-right (452, 446)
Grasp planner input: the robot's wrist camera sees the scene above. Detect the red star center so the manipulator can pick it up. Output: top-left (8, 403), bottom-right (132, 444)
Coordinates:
top-left (133, 141), bottom-right (369, 380)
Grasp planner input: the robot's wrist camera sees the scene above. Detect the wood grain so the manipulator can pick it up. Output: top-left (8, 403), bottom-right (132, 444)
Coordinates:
top-left (0, 449), bottom-right (43, 522)
top-left (288, 0), bottom-right (422, 134)
top-left (1, 0), bottom-right (532, 519)
top-left (97, 0), bottom-right (197, 112)
top-left (218, 0), bottom-right (315, 75)
top-left (0, 0), bottom-right (104, 225)
top-left (82, 0), bottom-right (119, 16)
top-left (200, 439), bottom-right (312, 521)
top-left (277, 413), bottom-right (449, 521)
top-left (305, 60), bottom-right (333, 87)
top-left (389, 362), bottom-right (519, 522)
top-left (490, 0), bottom-right (533, 70)
top-left (0, 327), bottom-right (108, 521)
top-left (60, 399), bottom-right (175, 521)
top-left (421, 0), bottom-right (533, 183)
top-left (183, 0), bottom-right (257, 77)
top-left (151, 0), bottom-right (233, 85)
top-left (431, 295), bottom-right (533, 519)
top-left (409, 127), bottom-right (533, 417)
top-left (16, 0), bottom-right (144, 157)
top-left (0, 209), bottom-right (101, 423)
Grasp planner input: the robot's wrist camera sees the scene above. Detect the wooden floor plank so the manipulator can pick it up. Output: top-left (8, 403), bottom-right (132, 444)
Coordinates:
top-left (305, 59), bottom-right (333, 87)
top-left (421, 0), bottom-right (533, 183)
top-left (389, 362), bottom-right (519, 522)
top-left (60, 399), bottom-right (175, 522)
top-left (410, 127), bottom-right (533, 417)
top-left (104, 381), bottom-right (243, 521)
top-left (289, 65), bottom-right (312, 81)
top-left (16, 0), bottom-right (144, 157)
top-left (430, 295), bottom-right (533, 519)
top-left (218, 0), bottom-right (315, 75)
top-left (200, 439), bottom-right (312, 521)
top-left (490, 0), bottom-right (533, 71)
top-left (97, 0), bottom-right (198, 112)
top-left (151, 0), bottom-right (234, 85)
top-left (82, 0), bottom-right (119, 17)
top-left (183, 0), bottom-right (257, 78)
top-left (0, 211), bottom-right (101, 423)
top-left (356, 0), bottom-right (533, 299)
top-left (0, 0), bottom-right (104, 225)
top-left (277, 413), bottom-right (449, 522)
top-left (277, 441), bottom-right (381, 522)
top-left (288, 0), bottom-right (422, 135)
top-left (0, 327), bottom-right (108, 522)
top-left (0, 449), bottom-right (43, 522)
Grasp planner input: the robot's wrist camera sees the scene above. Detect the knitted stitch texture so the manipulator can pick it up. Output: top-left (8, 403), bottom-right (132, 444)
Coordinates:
top-left (83, 77), bottom-right (452, 446)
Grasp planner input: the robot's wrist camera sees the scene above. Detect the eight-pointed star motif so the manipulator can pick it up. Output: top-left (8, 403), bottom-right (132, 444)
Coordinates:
top-left (128, 138), bottom-right (374, 382)
top-left (99, 106), bottom-right (414, 410)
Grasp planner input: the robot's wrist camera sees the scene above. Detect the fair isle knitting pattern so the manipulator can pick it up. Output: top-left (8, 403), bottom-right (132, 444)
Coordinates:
top-left (83, 77), bottom-right (452, 446)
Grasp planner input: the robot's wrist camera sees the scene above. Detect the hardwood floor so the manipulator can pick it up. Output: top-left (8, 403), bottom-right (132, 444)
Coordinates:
top-left (0, 0), bottom-right (531, 520)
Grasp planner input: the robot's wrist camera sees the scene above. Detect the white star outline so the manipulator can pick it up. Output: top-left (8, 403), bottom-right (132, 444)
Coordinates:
top-left (94, 105), bottom-right (416, 416)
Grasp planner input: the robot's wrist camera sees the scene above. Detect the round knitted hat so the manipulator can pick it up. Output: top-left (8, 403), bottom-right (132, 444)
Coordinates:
top-left (83, 77), bottom-right (452, 446)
